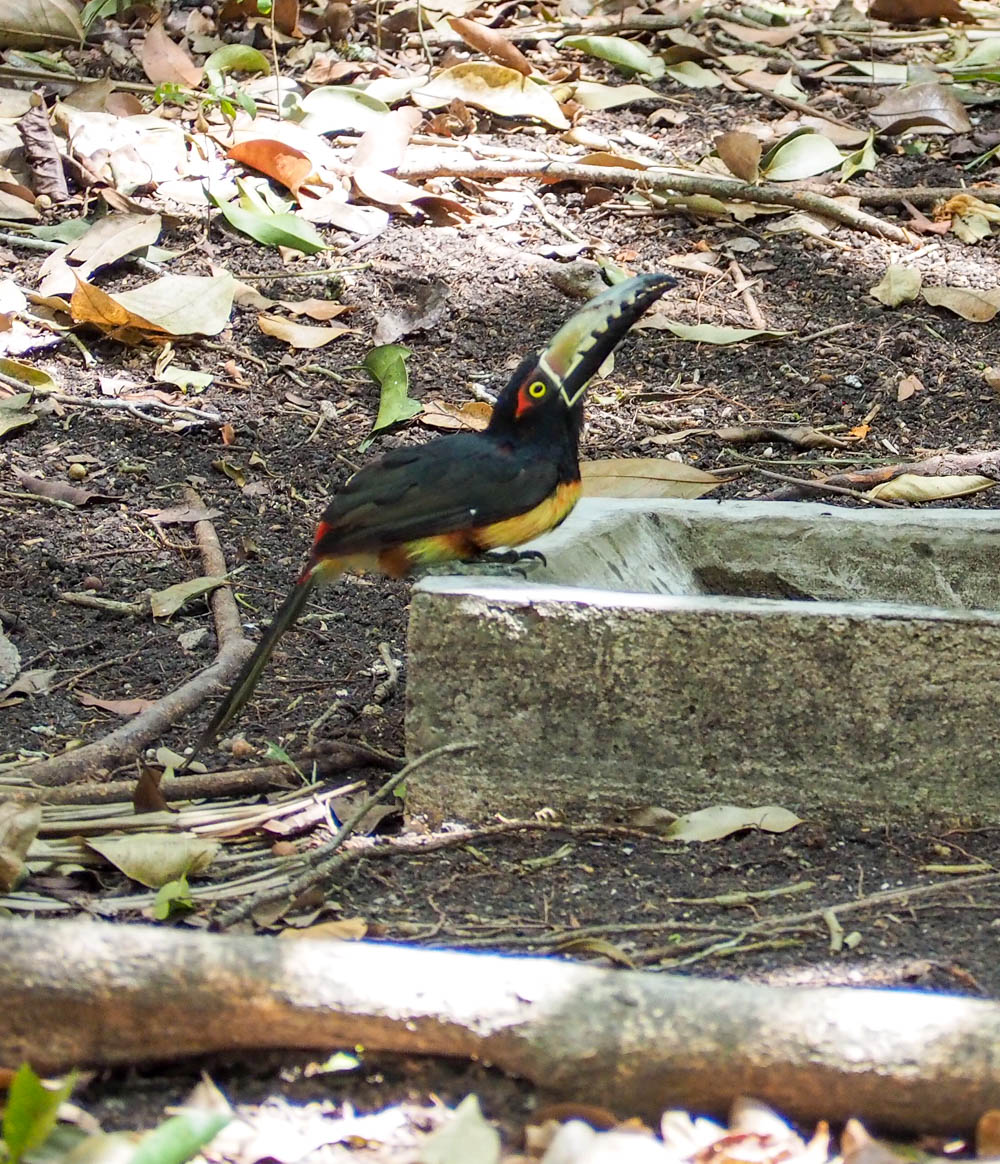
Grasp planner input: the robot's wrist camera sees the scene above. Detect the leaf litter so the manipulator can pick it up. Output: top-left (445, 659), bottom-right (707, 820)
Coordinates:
top-left (5, 0), bottom-right (1000, 1151)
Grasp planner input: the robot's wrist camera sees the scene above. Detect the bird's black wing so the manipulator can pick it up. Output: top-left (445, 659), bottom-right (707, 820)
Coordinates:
top-left (315, 434), bottom-right (560, 555)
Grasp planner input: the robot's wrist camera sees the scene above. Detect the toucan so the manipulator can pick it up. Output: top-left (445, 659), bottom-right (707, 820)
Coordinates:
top-left (184, 272), bottom-right (676, 764)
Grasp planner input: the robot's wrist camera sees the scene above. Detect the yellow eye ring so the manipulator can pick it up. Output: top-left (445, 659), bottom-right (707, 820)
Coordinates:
top-left (528, 381), bottom-right (547, 398)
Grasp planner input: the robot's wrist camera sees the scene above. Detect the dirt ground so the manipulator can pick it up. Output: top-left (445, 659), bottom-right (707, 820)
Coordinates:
top-left (4, 48), bottom-right (1000, 1155)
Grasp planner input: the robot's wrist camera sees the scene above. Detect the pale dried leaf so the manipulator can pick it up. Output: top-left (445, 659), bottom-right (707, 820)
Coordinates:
top-left (581, 458), bottom-right (722, 499)
top-left (87, 833), bottom-right (220, 888)
top-left (0, 0), bottom-right (82, 47)
top-left (666, 804), bottom-right (803, 842)
top-left (870, 265), bottom-right (922, 306)
top-left (867, 473), bottom-right (996, 502)
top-left (922, 285), bottom-right (1000, 321)
top-left (279, 918), bottom-right (368, 940)
top-left (897, 374), bottom-right (923, 401)
top-left (259, 313), bottom-right (358, 349)
top-left (413, 63), bottom-right (570, 128)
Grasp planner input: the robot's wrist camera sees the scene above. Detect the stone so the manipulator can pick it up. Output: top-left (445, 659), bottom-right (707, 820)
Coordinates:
top-left (405, 499), bottom-right (1000, 823)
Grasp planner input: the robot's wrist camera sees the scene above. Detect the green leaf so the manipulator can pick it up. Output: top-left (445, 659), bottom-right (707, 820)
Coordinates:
top-left (663, 60), bottom-right (721, 87)
top-left (150, 575), bottom-right (227, 618)
top-left (27, 219), bottom-right (91, 243)
top-left (203, 44), bottom-right (270, 78)
top-left (361, 345), bottom-right (421, 451)
top-left (297, 86), bottom-right (390, 133)
top-left (210, 193), bottom-right (327, 255)
top-left (3, 1064), bottom-right (77, 1164)
top-left (569, 80), bottom-right (662, 109)
top-left (558, 35), bottom-right (665, 78)
top-left (129, 1111), bottom-right (231, 1164)
top-left (0, 359), bottom-right (56, 392)
top-left (81, 0), bottom-right (122, 29)
top-left (840, 130), bottom-right (877, 181)
top-left (153, 875), bottom-right (195, 920)
top-left (0, 408), bottom-right (36, 438)
top-left (761, 130), bottom-right (843, 181)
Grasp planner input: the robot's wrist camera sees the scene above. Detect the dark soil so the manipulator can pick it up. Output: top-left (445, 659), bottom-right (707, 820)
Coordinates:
top-left (3, 51), bottom-right (1000, 1155)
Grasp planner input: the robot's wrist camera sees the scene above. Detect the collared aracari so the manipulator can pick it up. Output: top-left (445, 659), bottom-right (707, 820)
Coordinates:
top-left (185, 272), bottom-right (676, 762)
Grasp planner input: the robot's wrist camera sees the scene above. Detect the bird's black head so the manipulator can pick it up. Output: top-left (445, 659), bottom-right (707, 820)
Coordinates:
top-left (488, 273), bottom-right (677, 436)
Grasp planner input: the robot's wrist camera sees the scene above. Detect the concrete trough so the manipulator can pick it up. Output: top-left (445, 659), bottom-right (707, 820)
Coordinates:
top-left (405, 499), bottom-right (1000, 823)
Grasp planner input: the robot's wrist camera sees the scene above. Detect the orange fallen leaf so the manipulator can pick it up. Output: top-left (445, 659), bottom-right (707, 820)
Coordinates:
top-left (70, 276), bottom-right (169, 342)
top-left (227, 139), bottom-right (315, 199)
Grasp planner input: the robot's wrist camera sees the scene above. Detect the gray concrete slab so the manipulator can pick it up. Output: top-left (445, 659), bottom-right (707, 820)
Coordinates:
top-left (405, 499), bottom-right (1000, 823)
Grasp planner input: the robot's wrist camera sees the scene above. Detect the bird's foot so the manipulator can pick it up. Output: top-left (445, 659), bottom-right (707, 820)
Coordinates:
top-left (415, 549), bottom-right (547, 580)
top-left (479, 549), bottom-right (548, 569)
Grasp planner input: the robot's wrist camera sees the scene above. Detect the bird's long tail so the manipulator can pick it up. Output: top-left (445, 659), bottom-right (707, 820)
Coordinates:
top-left (182, 567), bottom-right (324, 769)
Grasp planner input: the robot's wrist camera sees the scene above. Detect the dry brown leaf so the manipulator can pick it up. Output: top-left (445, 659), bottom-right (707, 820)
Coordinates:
top-left (869, 0), bottom-right (973, 21)
top-left (77, 691), bottom-right (157, 716)
top-left (258, 313), bottom-right (357, 348)
top-left (278, 298), bottom-right (353, 320)
top-left (137, 18), bottom-right (204, 87)
top-left (581, 457), bottom-right (722, 499)
top-left (976, 1110), bottom-right (1000, 1158)
top-left (922, 285), bottom-right (1000, 321)
top-left (420, 399), bottom-right (492, 431)
top-left (902, 198), bottom-right (951, 234)
top-left (869, 82), bottom-right (971, 135)
top-left (897, 373), bottom-right (923, 401)
top-left (15, 470), bottom-right (119, 506)
top-left (868, 473), bottom-right (996, 503)
top-left (69, 278), bottom-right (169, 342)
top-left (227, 139), bottom-right (314, 199)
top-left (715, 425), bottom-right (849, 449)
top-left (0, 802), bottom-right (41, 893)
top-left (279, 918), bottom-right (368, 940)
top-left (578, 150), bottom-right (651, 170)
top-left (715, 131), bottom-right (761, 182)
top-left (448, 17), bottom-right (532, 76)
top-left (714, 19), bottom-right (806, 43)
top-left (16, 101), bottom-right (69, 201)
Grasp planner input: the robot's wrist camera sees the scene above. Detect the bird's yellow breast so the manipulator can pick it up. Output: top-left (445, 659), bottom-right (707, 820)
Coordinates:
top-left (389, 478), bottom-right (582, 571)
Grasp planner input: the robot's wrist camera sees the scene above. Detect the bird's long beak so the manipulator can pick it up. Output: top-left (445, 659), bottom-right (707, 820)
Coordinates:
top-left (538, 273), bottom-right (677, 408)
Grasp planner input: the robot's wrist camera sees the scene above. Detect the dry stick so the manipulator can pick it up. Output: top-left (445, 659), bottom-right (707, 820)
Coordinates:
top-left (17, 489), bottom-right (254, 788)
top-left (8, 744), bottom-right (398, 805)
top-left (395, 159), bottom-right (910, 243)
top-left (7, 916), bottom-right (1000, 1132)
top-left (754, 467), bottom-right (906, 508)
top-left (829, 184), bottom-right (1000, 208)
top-left (215, 741), bottom-right (476, 928)
top-left (762, 448), bottom-right (1000, 501)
